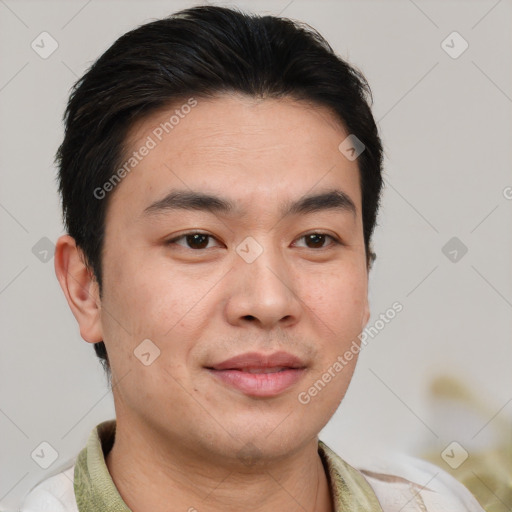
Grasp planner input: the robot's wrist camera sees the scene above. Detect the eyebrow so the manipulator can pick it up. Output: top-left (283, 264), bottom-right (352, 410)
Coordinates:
top-left (142, 188), bottom-right (357, 219)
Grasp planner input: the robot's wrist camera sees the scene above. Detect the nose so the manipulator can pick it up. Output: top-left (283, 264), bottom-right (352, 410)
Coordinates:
top-left (225, 240), bottom-right (301, 330)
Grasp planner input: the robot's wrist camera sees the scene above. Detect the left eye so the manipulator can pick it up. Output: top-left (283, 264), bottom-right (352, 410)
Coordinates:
top-left (293, 233), bottom-right (340, 249)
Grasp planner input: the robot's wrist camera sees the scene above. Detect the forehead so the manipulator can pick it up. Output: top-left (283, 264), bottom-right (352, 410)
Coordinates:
top-left (106, 93), bottom-right (362, 222)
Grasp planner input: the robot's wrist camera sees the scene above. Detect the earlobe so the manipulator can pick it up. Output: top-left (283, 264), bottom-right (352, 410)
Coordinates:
top-left (54, 235), bottom-right (103, 344)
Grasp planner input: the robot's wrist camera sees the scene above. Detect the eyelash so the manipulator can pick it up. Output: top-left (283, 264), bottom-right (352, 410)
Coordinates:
top-left (165, 231), bottom-right (342, 250)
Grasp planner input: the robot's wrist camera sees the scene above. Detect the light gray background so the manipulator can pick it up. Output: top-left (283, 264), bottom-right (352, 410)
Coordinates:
top-left (1, 0), bottom-right (511, 509)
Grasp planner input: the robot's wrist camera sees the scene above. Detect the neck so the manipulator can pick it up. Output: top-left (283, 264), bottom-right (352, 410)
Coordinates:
top-left (105, 419), bottom-right (333, 512)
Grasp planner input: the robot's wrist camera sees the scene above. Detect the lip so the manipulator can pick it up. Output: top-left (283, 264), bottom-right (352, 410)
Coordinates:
top-left (209, 351), bottom-right (306, 371)
top-left (206, 351), bottom-right (307, 398)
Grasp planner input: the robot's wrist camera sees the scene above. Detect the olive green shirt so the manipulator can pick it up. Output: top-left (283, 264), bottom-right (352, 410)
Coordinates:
top-left (21, 419), bottom-right (485, 512)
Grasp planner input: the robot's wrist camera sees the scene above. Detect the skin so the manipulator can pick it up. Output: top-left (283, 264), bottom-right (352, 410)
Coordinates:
top-left (55, 93), bottom-right (371, 512)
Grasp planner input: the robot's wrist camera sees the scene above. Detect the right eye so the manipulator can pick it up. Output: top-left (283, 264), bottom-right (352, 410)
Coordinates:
top-left (165, 231), bottom-right (222, 250)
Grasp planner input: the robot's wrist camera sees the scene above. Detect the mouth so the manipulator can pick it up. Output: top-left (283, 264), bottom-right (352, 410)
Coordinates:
top-left (232, 367), bottom-right (291, 374)
top-left (205, 351), bottom-right (307, 397)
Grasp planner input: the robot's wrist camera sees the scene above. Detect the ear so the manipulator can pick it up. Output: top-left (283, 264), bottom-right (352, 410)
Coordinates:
top-left (361, 259), bottom-right (371, 328)
top-left (362, 250), bottom-right (371, 328)
top-left (362, 298), bottom-right (370, 327)
top-left (54, 234), bottom-right (103, 343)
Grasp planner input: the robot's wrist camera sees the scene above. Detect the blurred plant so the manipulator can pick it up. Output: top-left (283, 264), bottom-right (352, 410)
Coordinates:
top-left (422, 375), bottom-right (512, 512)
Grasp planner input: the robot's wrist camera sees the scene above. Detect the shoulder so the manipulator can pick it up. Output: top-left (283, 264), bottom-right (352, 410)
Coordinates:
top-left (357, 453), bottom-right (485, 512)
top-left (18, 464), bottom-right (78, 512)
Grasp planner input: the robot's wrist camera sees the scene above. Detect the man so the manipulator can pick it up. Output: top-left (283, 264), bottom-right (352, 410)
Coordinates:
top-left (20, 5), bottom-right (484, 512)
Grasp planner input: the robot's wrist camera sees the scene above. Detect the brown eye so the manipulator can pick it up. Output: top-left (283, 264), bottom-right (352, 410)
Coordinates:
top-left (184, 233), bottom-right (210, 249)
top-left (295, 233), bottom-right (340, 249)
top-left (306, 234), bottom-right (327, 248)
top-left (167, 232), bottom-right (219, 250)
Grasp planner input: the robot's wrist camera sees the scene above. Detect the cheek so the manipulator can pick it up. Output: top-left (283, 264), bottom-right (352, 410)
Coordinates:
top-left (99, 260), bottom-right (213, 385)
top-left (102, 256), bottom-right (187, 336)
top-left (301, 265), bottom-right (368, 330)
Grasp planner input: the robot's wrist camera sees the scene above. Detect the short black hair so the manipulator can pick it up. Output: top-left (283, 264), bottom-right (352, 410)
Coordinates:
top-left (56, 5), bottom-right (384, 374)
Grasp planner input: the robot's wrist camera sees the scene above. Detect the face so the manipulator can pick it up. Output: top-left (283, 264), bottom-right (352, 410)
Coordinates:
top-left (86, 94), bottom-right (370, 465)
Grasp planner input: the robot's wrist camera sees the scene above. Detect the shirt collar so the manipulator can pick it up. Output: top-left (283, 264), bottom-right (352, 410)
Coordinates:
top-left (74, 419), bottom-right (383, 512)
